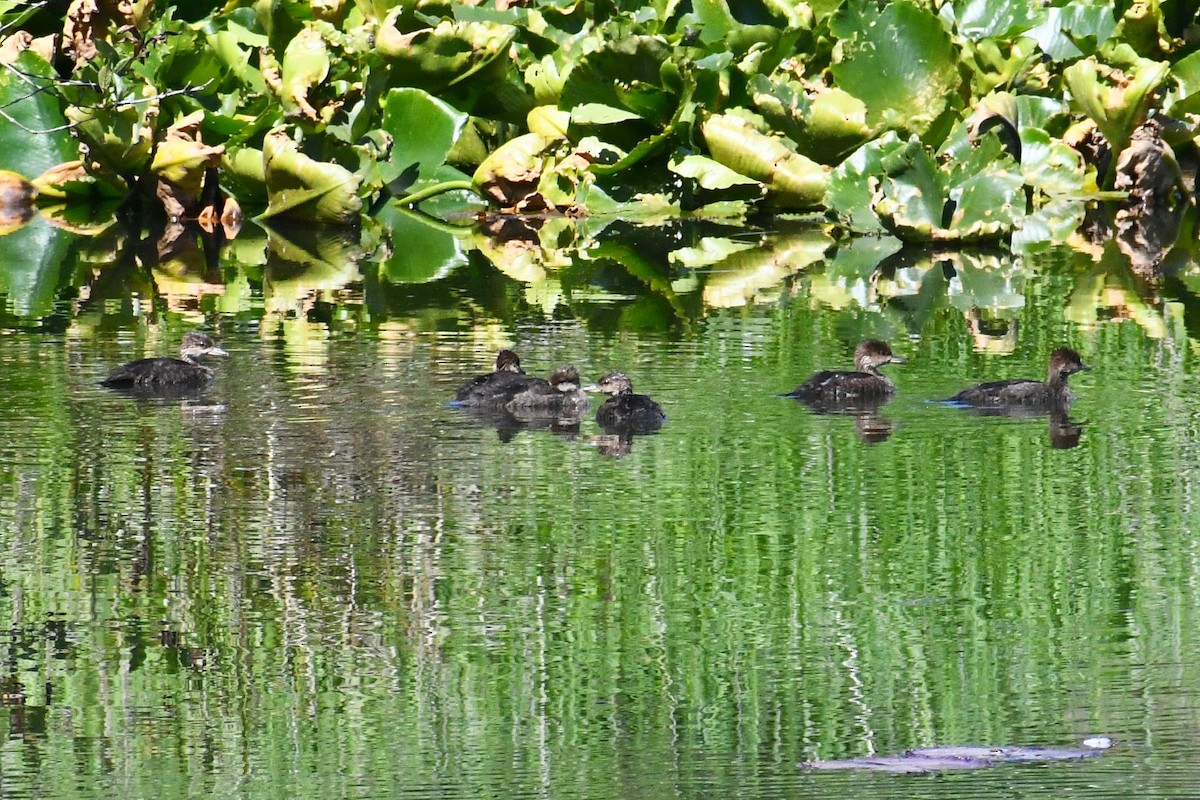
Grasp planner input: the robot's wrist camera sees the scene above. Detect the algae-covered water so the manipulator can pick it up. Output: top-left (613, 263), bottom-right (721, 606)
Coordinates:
top-left (1, 221), bottom-right (1199, 798)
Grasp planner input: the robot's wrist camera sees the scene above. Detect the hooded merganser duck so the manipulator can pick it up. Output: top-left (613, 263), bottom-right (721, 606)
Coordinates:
top-left (585, 371), bottom-right (665, 433)
top-left (786, 339), bottom-right (906, 401)
top-left (947, 347), bottom-right (1090, 406)
top-left (102, 331), bottom-right (229, 388)
top-left (454, 349), bottom-right (537, 407)
top-left (506, 365), bottom-right (590, 418)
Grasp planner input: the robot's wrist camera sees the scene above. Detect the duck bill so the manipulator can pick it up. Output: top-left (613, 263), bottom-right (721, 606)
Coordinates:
top-left (889, 356), bottom-right (908, 364)
top-left (581, 384), bottom-right (601, 393)
top-left (206, 347), bottom-right (230, 358)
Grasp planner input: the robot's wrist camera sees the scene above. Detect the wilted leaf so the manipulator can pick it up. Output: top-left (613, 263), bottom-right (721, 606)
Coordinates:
top-left (280, 24), bottom-right (331, 122)
top-left (473, 133), bottom-right (555, 208)
top-left (150, 112), bottom-right (224, 194)
top-left (1065, 48), bottom-right (1170, 170)
top-left (701, 113), bottom-right (828, 209)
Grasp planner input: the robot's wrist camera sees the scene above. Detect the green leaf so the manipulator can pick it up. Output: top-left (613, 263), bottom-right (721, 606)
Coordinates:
top-left (830, 0), bottom-right (960, 134)
top-left (0, 51), bottom-right (74, 179)
top-left (1027, 3), bottom-right (1117, 61)
top-left (947, 0), bottom-right (1040, 40)
top-left (259, 130), bottom-right (363, 224)
top-left (873, 138), bottom-right (1024, 243)
top-left (1064, 48), bottom-right (1169, 165)
top-left (669, 155), bottom-right (758, 191)
top-left (559, 37), bottom-right (677, 126)
top-left (570, 104), bottom-right (644, 125)
top-left (380, 88), bottom-right (468, 187)
top-left (700, 113), bottom-right (829, 209)
top-left (825, 132), bottom-right (918, 233)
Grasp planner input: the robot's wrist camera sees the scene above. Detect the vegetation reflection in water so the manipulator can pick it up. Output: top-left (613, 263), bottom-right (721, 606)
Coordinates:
top-left (0, 222), bottom-right (1198, 800)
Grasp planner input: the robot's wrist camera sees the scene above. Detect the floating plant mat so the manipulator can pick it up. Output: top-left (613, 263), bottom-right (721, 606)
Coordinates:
top-left (803, 739), bottom-right (1113, 774)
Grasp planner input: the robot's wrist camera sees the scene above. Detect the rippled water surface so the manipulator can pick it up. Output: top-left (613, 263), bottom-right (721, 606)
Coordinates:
top-left (2, 235), bottom-right (1200, 799)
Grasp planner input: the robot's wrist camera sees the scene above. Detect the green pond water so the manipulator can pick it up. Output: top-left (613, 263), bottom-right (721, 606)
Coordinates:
top-left (2, 221), bottom-right (1200, 799)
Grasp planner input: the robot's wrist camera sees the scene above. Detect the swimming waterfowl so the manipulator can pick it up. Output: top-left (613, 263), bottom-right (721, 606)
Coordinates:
top-left (453, 349), bottom-right (537, 407)
top-left (947, 348), bottom-right (1090, 406)
top-left (585, 371), bottom-right (665, 433)
top-left (506, 365), bottom-right (589, 418)
top-left (786, 339), bottom-right (906, 401)
top-left (102, 331), bottom-right (228, 388)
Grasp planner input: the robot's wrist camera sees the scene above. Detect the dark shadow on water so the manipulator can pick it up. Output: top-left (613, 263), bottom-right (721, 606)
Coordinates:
top-left (452, 405), bottom-right (583, 443)
top-left (785, 395), bottom-right (896, 444)
top-left (937, 400), bottom-right (1084, 449)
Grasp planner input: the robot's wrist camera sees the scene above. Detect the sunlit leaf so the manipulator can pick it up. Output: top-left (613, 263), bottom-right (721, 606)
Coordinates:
top-left (825, 133), bottom-right (917, 233)
top-left (830, 0), bottom-right (960, 134)
top-left (279, 24), bottom-right (330, 122)
top-left (669, 155), bottom-right (758, 191)
top-left (1065, 47), bottom-right (1169, 168)
top-left (380, 87), bottom-right (468, 187)
top-left (700, 113), bottom-right (828, 209)
top-left (260, 129), bottom-right (362, 224)
top-left (0, 51), bottom-right (74, 180)
top-left (1027, 3), bottom-right (1117, 61)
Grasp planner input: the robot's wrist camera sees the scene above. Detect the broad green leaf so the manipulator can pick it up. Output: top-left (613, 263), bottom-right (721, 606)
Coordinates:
top-left (222, 147), bottom-right (268, 205)
top-left (559, 37), bottom-right (677, 126)
top-left (1027, 3), bottom-right (1117, 61)
top-left (825, 132), bottom-right (917, 233)
top-left (946, 0), bottom-right (1040, 40)
top-left (260, 130), bottom-right (362, 224)
top-left (375, 14), bottom-right (516, 91)
top-left (874, 139), bottom-right (1023, 242)
top-left (0, 51), bottom-right (74, 179)
top-left (1019, 128), bottom-right (1087, 197)
top-left (380, 88), bottom-right (468, 186)
top-left (830, 0), bottom-right (960, 134)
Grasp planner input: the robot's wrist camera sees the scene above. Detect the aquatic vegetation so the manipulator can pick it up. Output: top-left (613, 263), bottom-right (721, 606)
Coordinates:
top-left (0, 0), bottom-right (1194, 240)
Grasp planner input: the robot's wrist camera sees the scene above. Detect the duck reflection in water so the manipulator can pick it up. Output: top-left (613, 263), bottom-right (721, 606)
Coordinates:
top-left (102, 331), bottom-right (228, 396)
top-left (943, 348), bottom-right (1090, 449)
top-left (783, 340), bottom-right (905, 443)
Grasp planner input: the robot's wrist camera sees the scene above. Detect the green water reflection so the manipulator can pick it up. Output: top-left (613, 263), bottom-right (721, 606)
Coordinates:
top-left (0, 224), bottom-right (1198, 799)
